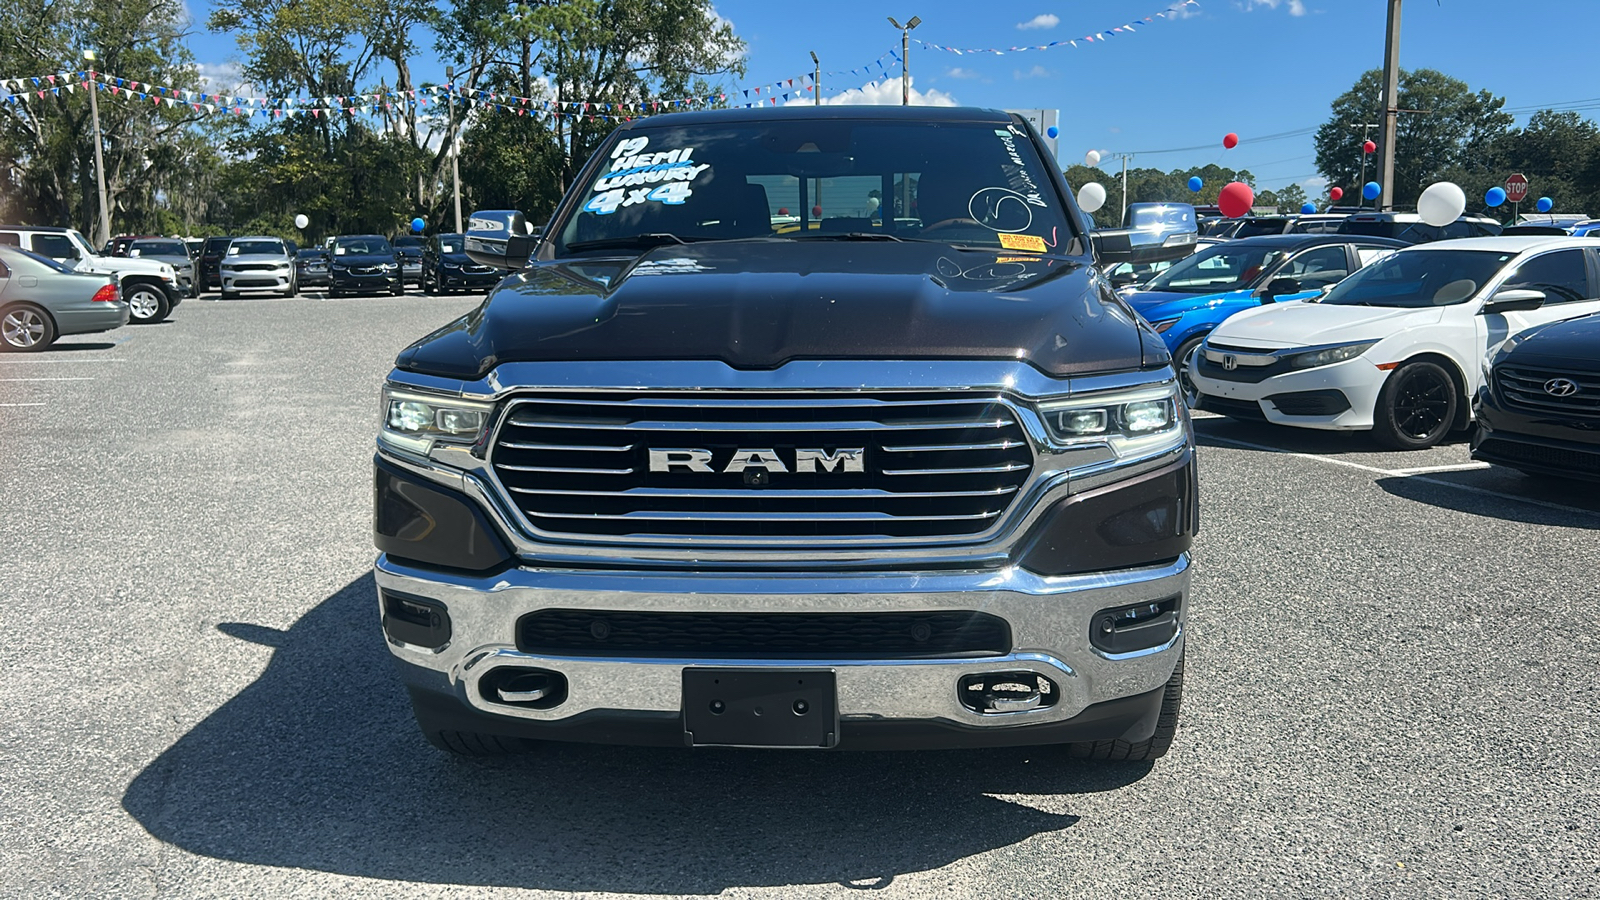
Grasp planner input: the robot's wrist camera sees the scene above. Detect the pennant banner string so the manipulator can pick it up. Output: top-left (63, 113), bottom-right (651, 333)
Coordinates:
top-left (915, 0), bottom-right (1199, 55)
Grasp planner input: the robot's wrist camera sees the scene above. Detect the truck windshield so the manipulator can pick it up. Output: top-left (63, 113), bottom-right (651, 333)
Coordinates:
top-left (1142, 243), bottom-right (1286, 294)
top-left (1319, 249), bottom-right (1514, 308)
top-left (555, 118), bottom-right (1077, 254)
top-left (130, 240), bottom-right (186, 257)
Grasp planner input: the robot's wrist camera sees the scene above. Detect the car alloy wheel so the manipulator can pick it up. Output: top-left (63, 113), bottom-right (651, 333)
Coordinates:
top-left (127, 286), bottom-right (167, 323)
top-left (2, 306), bottom-right (50, 350)
top-left (1374, 360), bottom-right (1458, 449)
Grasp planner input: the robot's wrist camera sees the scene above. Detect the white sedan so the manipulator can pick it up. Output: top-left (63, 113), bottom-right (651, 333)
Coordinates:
top-left (1190, 236), bottom-right (1600, 448)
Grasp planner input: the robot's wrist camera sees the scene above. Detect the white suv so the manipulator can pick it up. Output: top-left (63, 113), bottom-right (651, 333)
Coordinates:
top-left (1190, 236), bottom-right (1600, 448)
top-left (0, 226), bottom-right (181, 323)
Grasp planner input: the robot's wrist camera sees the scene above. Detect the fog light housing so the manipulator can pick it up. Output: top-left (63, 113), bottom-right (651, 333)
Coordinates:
top-left (1090, 597), bottom-right (1180, 655)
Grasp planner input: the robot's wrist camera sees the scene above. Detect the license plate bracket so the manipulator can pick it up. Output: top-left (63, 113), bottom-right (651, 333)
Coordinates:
top-left (682, 668), bottom-right (838, 748)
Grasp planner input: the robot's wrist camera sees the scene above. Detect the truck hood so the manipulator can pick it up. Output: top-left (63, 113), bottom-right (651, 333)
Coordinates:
top-left (1208, 300), bottom-right (1444, 350)
top-left (395, 241), bottom-right (1152, 380)
top-left (81, 255), bottom-right (169, 277)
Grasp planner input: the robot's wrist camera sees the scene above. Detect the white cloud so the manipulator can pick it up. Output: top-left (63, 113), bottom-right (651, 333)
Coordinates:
top-left (1239, 0), bottom-right (1307, 14)
top-left (1013, 65), bottom-right (1051, 80)
top-left (788, 75), bottom-right (956, 107)
top-left (945, 67), bottom-right (981, 80)
top-left (1017, 14), bottom-right (1059, 30)
top-left (195, 62), bottom-right (244, 92)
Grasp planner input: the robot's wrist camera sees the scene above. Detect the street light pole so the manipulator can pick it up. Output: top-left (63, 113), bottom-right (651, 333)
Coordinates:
top-left (445, 65), bottom-right (462, 234)
top-left (83, 50), bottom-right (111, 247)
top-left (887, 16), bottom-right (921, 106)
top-left (810, 51), bottom-right (820, 107)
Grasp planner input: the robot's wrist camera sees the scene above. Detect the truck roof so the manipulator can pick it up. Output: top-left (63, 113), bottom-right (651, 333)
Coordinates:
top-left (622, 105), bottom-right (1018, 131)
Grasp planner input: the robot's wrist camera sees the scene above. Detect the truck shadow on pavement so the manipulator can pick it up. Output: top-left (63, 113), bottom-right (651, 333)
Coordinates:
top-left (123, 575), bottom-right (1150, 893)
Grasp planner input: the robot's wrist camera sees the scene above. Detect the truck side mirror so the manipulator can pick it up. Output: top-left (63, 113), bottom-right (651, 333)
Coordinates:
top-left (464, 209), bottom-right (537, 271)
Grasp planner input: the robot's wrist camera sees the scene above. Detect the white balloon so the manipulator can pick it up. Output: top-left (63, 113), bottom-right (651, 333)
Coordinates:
top-left (1416, 181), bottom-right (1466, 228)
top-left (1084, 150), bottom-right (1102, 167)
top-left (293, 214), bottom-right (309, 229)
top-left (1078, 182), bottom-right (1107, 214)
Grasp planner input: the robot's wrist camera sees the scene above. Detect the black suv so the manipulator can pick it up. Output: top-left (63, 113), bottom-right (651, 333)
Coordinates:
top-left (1473, 312), bottom-right (1600, 482)
top-left (420, 232), bottom-right (501, 294)
top-left (373, 106), bottom-right (1198, 759)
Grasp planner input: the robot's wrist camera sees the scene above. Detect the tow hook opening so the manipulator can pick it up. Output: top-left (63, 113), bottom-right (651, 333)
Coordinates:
top-left (481, 667), bottom-right (568, 710)
top-left (1090, 596), bottom-right (1181, 655)
top-left (958, 672), bottom-right (1059, 715)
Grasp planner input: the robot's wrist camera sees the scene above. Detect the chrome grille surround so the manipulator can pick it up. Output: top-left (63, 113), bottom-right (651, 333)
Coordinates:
top-left (380, 360), bottom-right (1187, 566)
top-left (1496, 365), bottom-right (1600, 420)
top-left (484, 391), bottom-right (1037, 546)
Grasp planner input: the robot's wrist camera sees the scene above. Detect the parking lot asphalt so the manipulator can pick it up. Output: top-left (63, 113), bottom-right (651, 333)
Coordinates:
top-left (2, 290), bottom-right (1597, 899)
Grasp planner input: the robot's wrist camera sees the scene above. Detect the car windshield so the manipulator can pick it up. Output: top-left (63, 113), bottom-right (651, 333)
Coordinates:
top-left (334, 237), bottom-right (392, 255)
top-left (1319, 249), bottom-right (1516, 308)
top-left (555, 118), bottom-right (1078, 254)
top-left (232, 240), bottom-right (285, 256)
top-left (1142, 243), bottom-right (1287, 294)
top-left (436, 234), bottom-right (464, 254)
top-left (130, 240), bottom-right (186, 257)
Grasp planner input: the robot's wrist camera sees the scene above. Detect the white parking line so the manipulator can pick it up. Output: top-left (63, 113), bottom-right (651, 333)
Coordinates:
top-left (1202, 430), bottom-right (1599, 519)
top-left (0, 358), bottom-right (124, 364)
top-left (0, 377), bottom-right (95, 382)
top-left (0, 402), bottom-right (46, 407)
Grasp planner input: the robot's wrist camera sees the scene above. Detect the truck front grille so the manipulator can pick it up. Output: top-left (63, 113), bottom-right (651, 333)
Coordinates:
top-left (1497, 365), bottom-right (1600, 420)
top-left (488, 392), bottom-right (1035, 544)
top-left (517, 609), bottom-right (1012, 658)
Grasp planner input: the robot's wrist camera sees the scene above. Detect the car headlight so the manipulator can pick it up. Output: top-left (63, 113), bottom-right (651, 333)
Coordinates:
top-left (330, 263), bottom-right (347, 272)
top-left (1038, 383), bottom-right (1186, 457)
top-left (1279, 341), bottom-right (1378, 372)
top-left (379, 386), bottom-right (493, 456)
top-left (1149, 318), bottom-right (1180, 334)
top-left (442, 261), bottom-right (461, 270)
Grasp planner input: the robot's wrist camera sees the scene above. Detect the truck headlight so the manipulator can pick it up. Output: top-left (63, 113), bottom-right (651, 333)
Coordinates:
top-left (1038, 383), bottom-right (1185, 457)
top-left (379, 385), bottom-right (493, 455)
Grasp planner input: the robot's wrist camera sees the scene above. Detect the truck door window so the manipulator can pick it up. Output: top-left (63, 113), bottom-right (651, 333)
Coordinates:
top-left (32, 234), bottom-right (78, 260)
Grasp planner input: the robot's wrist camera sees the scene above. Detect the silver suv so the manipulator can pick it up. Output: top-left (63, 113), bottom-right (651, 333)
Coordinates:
top-left (220, 236), bottom-right (296, 299)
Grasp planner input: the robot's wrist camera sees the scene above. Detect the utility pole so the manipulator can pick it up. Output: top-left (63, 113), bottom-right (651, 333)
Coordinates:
top-left (810, 51), bottom-right (820, 106)
top-left (1350, 122), bottom-right (1381, 208)
top-left (887, 16), bottom-right (921, 106)
top-left (83, 50), bottom-right (111, 247)
top-left (445, 66), bottom-right (463, 234)
top-left (1377, 0), bottom-right (1402, 211)
top-left (1107, 153), bottom-right (1134, 225)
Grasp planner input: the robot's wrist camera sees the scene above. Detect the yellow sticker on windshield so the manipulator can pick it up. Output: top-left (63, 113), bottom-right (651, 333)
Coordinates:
top-left (999, 233), bottom-right (1047, 253)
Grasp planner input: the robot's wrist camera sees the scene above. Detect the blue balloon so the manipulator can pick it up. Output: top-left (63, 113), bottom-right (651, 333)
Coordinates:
top-left (1362, 181), bottom-right (1381, 201)
top-left (1485, 186), bottom-right (1506, 208)
top-left (410, 217), bottom-right (425, 233)
top-left (1046, 125), bottom-right (1059, 139)
top-left (1301, 203), bottom-right (1317, 215)
top-left (1536, 196), bottom-right (1553, 213)
top-left (1187, 176), bottom-right (1203, 192)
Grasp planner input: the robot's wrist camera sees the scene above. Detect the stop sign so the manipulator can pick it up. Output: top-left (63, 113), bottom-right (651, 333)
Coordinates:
top-left (1505, 174), bottom-right (1530, 204)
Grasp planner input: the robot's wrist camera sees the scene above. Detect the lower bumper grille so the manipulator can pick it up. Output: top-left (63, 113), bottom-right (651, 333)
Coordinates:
top-left (1266, 389), bottom-right (1351, 416)
top-left (517, 609), bottom-right (1012, 658)
top-left (1476, 436), bottom-right (1600, 476)
top-left (1199, 396), bottom-right (1266, 420)
top-left (488, 391), bottom-right (1035, 544)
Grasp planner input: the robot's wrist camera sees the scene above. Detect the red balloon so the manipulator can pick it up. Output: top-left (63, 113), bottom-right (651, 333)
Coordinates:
top-left (777, 207), bottom-right (789, 215)
top-left (812, 205), bottom-right (823, 218)
top-left (1362, 140), bottom-right (1376, 154)
top-left (1329, 187), bottom-right (1344, 202)
top-left (1222, 132), bottom-right (1239, 149)
top-left (1218, 182), bottom-right (1255, 218)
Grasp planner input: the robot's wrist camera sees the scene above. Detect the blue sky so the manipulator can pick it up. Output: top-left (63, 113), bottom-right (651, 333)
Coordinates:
top-left (187, 0), bottom-right (1600, 194)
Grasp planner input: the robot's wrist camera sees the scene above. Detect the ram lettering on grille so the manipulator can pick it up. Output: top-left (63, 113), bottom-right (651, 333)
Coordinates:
top-left (648, 448), bottom-right (864, 474)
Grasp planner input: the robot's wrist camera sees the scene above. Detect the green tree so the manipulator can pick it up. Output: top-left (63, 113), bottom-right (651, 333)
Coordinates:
top-left (1063, 164), bottom-right (1258, 228)
top-left (0, 0), bottom-right (210, 241)
top-left (1314, 68), bottom-right (1513, 208)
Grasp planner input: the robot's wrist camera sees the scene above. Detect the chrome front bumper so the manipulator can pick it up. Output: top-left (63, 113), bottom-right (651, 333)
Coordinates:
top-left (375, 553), bottom-right (1188, 733)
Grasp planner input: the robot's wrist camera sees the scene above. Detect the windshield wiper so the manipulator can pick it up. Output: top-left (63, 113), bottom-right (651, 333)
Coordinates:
top-left (566, 233), bottom-right (690, 252)
top-left (784, 232), bottom-right (907, 242)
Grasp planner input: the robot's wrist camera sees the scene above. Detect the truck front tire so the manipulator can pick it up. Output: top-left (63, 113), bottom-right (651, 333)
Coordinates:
top-left (1066, 652), bottom-right (1183, 761)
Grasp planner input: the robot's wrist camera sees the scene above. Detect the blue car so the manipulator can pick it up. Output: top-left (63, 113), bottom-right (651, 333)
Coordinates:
top-left (1121, 234), bottom-right (1406, 396)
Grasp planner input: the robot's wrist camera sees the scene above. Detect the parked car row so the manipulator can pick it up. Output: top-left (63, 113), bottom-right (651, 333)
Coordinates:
top-left (0, 225), bottom-right (183, 328)
top-left (1165, 235), bottom-right (1600, 473)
